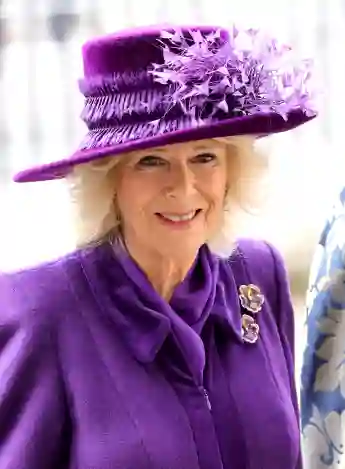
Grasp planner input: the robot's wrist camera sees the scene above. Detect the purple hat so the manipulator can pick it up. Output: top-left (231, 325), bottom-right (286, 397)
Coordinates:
top-left (14, 24), bottom-right (317, 183)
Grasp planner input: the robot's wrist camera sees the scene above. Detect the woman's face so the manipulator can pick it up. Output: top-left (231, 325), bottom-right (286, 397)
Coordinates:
top-left (113, 140), bottom-right (228, 258)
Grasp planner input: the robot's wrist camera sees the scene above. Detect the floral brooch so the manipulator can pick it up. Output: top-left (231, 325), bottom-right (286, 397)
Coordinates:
top-left (238, 284), bottom-right (264, 344)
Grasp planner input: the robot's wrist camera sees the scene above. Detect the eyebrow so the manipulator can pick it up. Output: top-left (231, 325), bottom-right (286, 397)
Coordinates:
top-left (193, 144), bottom-right (218, 151)
top-left (150, 143), bottom-right (219, 153)
top-left (149, 147), bottom-right (166, 153)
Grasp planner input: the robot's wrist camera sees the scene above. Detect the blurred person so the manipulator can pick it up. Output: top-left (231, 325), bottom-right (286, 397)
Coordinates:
top-left (0, 25), bottom-right (316, 469)
top-left (46, 0), bottom-right (79, 43)
top-left (301, 187), bottom-right (345, 468)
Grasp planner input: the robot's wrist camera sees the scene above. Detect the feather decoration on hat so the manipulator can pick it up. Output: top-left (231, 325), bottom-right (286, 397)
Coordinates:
top-left (149, 26), bottom-right (317, 121)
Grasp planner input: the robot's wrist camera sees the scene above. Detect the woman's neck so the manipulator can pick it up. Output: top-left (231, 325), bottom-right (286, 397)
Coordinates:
top-left (121, 237), bottom-right (197, 301)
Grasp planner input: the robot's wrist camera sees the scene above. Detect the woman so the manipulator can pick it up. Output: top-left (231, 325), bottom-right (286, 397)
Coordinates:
top-left (301, 187), bottom-right (345, 469)
top-left (0, 25), bottom-right (316, 468)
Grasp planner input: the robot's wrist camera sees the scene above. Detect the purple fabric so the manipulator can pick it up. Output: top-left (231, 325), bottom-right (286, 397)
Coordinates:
top-left (13, 24), bottom-right (317, 184)
top-left (0, 239), bottom-right (301, 469)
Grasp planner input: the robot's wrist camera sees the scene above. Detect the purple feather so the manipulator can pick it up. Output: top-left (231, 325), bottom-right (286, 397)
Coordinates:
top-left (148, 27), bottom-right (317, 121)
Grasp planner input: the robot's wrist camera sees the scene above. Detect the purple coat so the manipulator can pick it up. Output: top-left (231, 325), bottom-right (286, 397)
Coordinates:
top-left (0, 239), bottom-right (301, 469)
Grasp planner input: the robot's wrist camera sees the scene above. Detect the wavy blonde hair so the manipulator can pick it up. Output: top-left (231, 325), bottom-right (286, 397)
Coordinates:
top-left (66, 136), bottom-right (268, 253)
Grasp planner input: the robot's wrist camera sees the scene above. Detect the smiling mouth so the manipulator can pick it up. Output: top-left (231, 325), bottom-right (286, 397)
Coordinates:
top-left (156, 209), bottom-right (202, 223)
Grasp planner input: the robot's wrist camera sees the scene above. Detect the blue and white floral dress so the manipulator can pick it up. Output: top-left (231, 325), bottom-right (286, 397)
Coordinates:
top-left (301, 187), bottom-right (345, 468)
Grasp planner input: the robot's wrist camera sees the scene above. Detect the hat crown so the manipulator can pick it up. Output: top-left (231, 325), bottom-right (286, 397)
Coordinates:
top-left (81, 25), bottom-right (226, 78)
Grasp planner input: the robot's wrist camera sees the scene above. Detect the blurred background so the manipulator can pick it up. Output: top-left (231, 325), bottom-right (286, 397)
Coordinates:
top-left (0, 0), bottom-right (344, 378)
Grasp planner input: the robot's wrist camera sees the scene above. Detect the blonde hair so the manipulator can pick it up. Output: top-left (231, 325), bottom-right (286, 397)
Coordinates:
top-left (66, 136), bottom-right (268, 253)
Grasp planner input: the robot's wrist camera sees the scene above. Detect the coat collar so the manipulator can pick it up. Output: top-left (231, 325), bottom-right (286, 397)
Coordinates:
top-left (80, 242), bottom-right (244, 365)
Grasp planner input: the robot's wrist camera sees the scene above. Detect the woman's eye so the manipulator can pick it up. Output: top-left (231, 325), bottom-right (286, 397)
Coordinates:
top-left (193, 152), bottom-right (217, 163)
top-left (136, 155), bottom-right (165, 167)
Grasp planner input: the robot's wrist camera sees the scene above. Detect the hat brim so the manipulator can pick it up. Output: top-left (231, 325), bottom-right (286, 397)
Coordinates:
top-left (13, 110), bottom-right (315, 183)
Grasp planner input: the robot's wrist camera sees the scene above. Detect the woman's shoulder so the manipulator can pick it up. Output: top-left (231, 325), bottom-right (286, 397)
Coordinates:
top-left (0, 247), bottom-right (89, 330)
top-left (235, 237), bottom-right (284, 262)
top-left (228, 237), bottom-right (287, 284)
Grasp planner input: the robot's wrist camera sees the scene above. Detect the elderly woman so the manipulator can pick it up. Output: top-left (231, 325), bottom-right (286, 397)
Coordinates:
top-left (0, 25), bottom-right (316, 469)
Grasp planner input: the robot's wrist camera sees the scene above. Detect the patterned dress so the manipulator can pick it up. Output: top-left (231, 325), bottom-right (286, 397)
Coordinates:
top-left (301, 187), bottom-right (345, 468)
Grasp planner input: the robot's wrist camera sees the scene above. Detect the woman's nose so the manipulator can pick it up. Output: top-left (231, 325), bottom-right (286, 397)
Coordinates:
top-left (165, 163), bottom-right (196, 198)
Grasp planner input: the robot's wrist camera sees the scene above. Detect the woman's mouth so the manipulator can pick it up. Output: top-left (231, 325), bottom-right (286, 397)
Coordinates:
top-left (155, 209), bottom-right (202, 225)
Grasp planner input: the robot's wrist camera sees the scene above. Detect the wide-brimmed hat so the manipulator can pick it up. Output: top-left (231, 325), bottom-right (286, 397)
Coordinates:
top-left (14, 24), bottom-right (317, 183)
